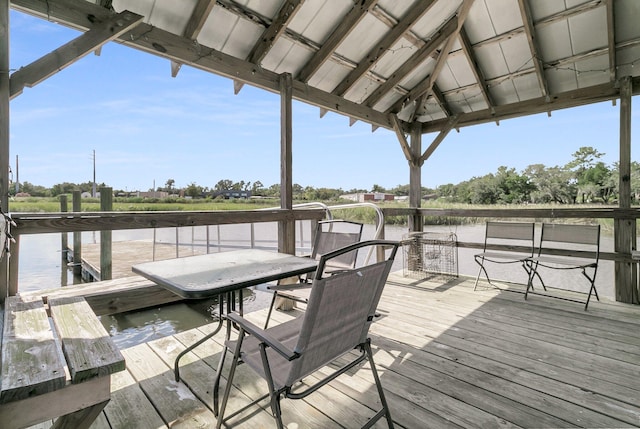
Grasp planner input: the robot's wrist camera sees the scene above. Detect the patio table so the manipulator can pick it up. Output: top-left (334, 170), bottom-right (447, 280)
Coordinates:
top-left (132, 249), bottom-right (318, 381)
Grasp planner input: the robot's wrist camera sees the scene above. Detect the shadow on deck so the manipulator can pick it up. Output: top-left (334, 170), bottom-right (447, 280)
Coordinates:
top-left (31, 273), bottom-right (640, 428)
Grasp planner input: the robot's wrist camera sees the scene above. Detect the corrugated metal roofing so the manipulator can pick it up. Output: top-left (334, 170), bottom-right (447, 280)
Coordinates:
top-left (10, 0), bottom-right (640, 133)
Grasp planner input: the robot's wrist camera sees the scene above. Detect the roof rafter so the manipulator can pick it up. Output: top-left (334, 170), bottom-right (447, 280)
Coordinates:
top-left (606, 0), bottom-right (616, 81)
top-left (9, 9), bottom-right (143, 99)
top-left (473, 0), bottom-right (604, 50)
top-left (364, 14), bottom-right (459, 109)
top-left (384, 0), bottom-right (474, 115)
top-left (518, 0), bottom-right (550, 99)
top-left (458, 27), bottom-right (495, 111)
top-left (172, 0), bottom-right (217, 77)
top-left (11, 0), bottom-right (398, 131)
top-left (247, 0), bottom-right (303, 65)
top-left (297, 0), bottom-right (379, 83)
top-left (421, 76), bottom-right (640, 133)
top-left (331, 0), bottom-right (437, 97)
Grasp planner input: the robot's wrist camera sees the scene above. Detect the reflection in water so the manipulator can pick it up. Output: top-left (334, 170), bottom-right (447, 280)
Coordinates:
top-left (101, 287), bottom-right (273, 348)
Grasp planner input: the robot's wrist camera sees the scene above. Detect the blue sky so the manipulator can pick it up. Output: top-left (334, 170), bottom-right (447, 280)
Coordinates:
top-left (9, 10), bottom-right (639, 192)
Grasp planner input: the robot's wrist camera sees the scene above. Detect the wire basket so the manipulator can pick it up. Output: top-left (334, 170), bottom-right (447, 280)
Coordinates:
top-left (402, 231), bottom-right (458, 280)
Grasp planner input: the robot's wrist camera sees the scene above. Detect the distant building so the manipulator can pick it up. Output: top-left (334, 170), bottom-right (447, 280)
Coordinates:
top-left (213, 190), bottom-right (252, 199)
top-left (136, 191), bottom-right (169, 199)
top-left (340, 193), bottom-right (395, 202)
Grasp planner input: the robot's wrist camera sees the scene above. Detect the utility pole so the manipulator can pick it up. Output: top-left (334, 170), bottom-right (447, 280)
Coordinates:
top-left (92, 149), bottom-right (96, 198)
top-left (14, 154), bottom-right (18, 194)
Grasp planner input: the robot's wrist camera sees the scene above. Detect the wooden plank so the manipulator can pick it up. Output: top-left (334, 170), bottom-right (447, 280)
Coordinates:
top-left (371, 286), bottom-right (640, 426)
top-left (48, 296), bottom-right (125, 382)
top-left (102, 370), bottom-right (166, 429)
top-left (121, 343), bottom-right (218, 427)
top-left (146, 330), bottom-right (279, 427)
top-left (23, 275), bottom-right (180, 317)
top-left (0, 376), bottom-right (110, 429)
top-left (0, 296), bottom-right (65, 403)
top-left (12, 208), bottom-right (325, 235)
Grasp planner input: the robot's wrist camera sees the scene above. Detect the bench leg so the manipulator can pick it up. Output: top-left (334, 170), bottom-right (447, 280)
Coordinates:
top-left (0, 376), bottom-right (110, 429)
top-left (51, 399), bottom-right (109, 429)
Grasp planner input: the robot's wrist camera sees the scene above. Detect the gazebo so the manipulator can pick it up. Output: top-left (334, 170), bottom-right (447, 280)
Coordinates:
top-left (2, 0), bottom-right (640, 303)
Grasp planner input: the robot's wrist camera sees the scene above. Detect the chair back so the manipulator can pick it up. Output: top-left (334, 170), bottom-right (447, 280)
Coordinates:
top-left (537, 223), bottom-right (600, 261)
top-left (311, 220), bottom-right (364, 271)
top-left (286, 240), bottom-right (398, 386)
top-left (484, 221), bottom-right (535, 256)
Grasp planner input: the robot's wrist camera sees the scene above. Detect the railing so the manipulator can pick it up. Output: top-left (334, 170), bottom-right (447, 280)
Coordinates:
top-left (5, 205), bottom-right (640, 304)
top-left (380, 206), bottom-right (640, 304)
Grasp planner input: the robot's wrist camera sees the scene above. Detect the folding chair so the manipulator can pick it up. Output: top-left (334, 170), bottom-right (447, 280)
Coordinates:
top-left (214, 240), bottom-right (399, 429)
top-left (263, 219), bottom-right (363, 327)
top-left (474, 221), bottom-right (536, 290)
top-left (525, 223), bottom-right (600, 310)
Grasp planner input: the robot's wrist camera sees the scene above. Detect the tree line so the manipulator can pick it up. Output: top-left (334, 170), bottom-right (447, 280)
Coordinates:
top-left (12, 147), bottom-right (639, 205)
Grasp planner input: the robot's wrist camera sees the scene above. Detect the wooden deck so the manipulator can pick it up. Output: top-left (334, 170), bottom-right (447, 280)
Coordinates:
top-left (30, 273), bottom-right (640, 428)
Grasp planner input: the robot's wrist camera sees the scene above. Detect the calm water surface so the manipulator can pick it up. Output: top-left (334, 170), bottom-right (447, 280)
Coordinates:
top-left (15, 223), bottom-right (616, 348)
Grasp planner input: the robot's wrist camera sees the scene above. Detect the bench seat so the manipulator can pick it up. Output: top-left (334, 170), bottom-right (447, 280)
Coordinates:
top-left (0, 295), bottom-right (125, 429)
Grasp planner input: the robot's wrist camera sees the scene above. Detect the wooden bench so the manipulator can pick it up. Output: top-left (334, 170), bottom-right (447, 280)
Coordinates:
top-left (0, 295), bottom-right (125, 429)
top-left (524, 223), bottom-right (601, 310)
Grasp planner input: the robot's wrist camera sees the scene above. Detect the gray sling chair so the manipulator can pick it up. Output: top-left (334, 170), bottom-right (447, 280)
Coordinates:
top-left (263, 219), bottom-right (364, 328)
top-left (214, 240), bottom-right (399, 429)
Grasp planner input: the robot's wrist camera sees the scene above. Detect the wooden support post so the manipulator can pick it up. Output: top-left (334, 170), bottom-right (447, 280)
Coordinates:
top-left (278, 73), bottom-right (295, 255)
top-left (100, 187), bottom-right (112, 280)
top-left (60, 195), bottom-right (68, 286)
top-left (72, 190), bottom-right (82, 277)
top-left (615, 76), bottom-right (639, 303)
top-left (409, 122), bottom-right (423, 233)
top-left (0, 0), bottom-right (8, 301)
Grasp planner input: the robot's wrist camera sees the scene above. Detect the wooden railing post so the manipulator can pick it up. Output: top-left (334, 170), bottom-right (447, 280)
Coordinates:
top-left (60, 195), bottom-right (68, 286)
top-left (72, 190), bottom-right (82, 277)
top-left (100, 187), bottom-right (112, 280)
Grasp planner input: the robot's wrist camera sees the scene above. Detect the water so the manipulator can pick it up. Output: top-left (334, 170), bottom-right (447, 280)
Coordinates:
top-left (14, 222), bottom-right (617, 347)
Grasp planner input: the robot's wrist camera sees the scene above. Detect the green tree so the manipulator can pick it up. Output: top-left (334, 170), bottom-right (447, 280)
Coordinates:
top-left (165, 179), bottom-right (175, 192)
top-left (185, 182), bottom-right (203, 198)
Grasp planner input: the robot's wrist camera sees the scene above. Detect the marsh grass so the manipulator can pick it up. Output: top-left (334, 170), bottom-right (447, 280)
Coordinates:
top-left (7, 197), bottom-right (621, 231)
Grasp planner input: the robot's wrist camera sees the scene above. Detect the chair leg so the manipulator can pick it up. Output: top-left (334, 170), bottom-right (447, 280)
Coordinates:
top-left (264, 291), bottom-right (278, 329)
top-left (473, 257), bottom-right (491, 290)
top-left (215, 331), bottom-right (245, 428)
top-left (364, 340), bottom-right (394, 429)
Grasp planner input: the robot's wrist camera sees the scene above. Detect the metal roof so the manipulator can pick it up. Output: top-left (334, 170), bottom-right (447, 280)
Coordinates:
top-left (10, 0), bottom-right (640, 135)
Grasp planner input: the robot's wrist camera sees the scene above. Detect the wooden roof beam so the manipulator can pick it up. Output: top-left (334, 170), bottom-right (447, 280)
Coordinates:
top-left (247, 0), bottom-right (303, 65)
top-left (419, 115), bottom-right (459, 165)
top-left (9, 9), bottom-right (143, 99)
top-left (606, 0), bottom-right (616, 82)
top-left (458, 27), bottom-right (495, 111)
top-left (171, 0), bottom-right (217, 77)
top-left (11, 0), bottom-right (394, 129)
top-left (364, 14), bottom-right (459, 109)
top-left (297, 0), bottom-right (378, 83)
top-left (331, 0), bottom-right (437, 97)
top-left (472, 0), bottom-right (604, 50)
top-left (385, 0), bottom-right (473, 115)
top-left (421, 76), bottom-right (640, 133)
top-left (518, 0), bottom-right (550, 99)
top-left (431, 84), bottom-right (454, 118)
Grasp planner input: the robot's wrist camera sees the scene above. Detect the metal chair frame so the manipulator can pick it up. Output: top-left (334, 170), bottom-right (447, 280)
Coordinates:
top-left (474, 221), bottom-right (536, 291)
top-left (524, 223), bottom-right (600, 310)
top-left (214, 240), bottom-right (399, 429)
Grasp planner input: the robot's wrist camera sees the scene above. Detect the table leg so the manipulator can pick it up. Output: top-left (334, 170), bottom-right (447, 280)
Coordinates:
top-left (174, 294), bottom-right (225, 382)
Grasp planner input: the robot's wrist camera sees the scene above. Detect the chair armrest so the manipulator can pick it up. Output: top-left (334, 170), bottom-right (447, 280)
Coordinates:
top-left (226, 313), bottom-right (300, 361)
top-left (267, 283), bottom-right (312, 292)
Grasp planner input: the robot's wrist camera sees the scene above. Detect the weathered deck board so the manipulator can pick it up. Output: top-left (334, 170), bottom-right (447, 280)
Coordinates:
top-left (22, 272), bottom-right (639, 429)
